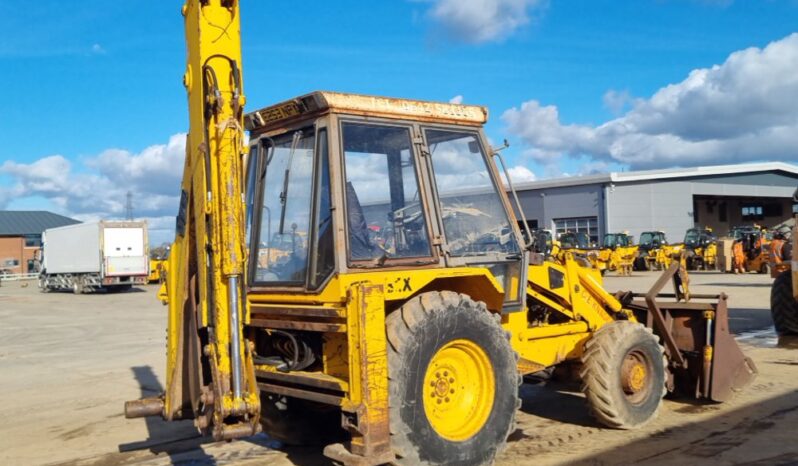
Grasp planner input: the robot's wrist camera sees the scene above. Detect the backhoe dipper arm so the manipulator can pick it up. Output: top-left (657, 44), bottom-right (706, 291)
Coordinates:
top-left (125, 0), bottom-right (259, 441)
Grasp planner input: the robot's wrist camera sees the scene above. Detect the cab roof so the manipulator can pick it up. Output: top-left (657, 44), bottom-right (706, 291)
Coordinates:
top-left (245, 91), bottom-right (488, 133)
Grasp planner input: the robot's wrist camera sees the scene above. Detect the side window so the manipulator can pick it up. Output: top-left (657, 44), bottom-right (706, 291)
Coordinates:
top-left (342, 123), bottom-right (432, 261)
top-left (244, 144), bottom-right (259, 253)
top-left (425, 129), bottom-right (519, 257)
top-left (310, 129), bottom-right (334, 287)
top-left (254, 128), bottom-right (315, 283)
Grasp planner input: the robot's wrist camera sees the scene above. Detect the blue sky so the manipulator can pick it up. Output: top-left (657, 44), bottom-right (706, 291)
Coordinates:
top-left (1, 0), bottom-right (797, 243)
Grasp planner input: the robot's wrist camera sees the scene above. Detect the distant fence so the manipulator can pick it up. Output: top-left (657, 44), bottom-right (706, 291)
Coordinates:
top-left (0, 273), bottom-right (38, 282)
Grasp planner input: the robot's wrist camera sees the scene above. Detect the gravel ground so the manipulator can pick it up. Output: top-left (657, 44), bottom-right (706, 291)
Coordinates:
top-left (0, 270), bottom-right (794, 466)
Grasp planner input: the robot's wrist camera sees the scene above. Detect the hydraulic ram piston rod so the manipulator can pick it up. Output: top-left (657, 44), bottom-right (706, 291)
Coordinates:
top-left (228, 275), bottom-right (243, 400)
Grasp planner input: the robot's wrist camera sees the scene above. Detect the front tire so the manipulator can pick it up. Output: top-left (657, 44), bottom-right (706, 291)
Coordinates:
top-left (581, 321), bottom-right (666, 429)
top-left (386, 291), bottom-right (519, 466)
top-left (771, 272), bottom-right (798, 335)
top-left (634, 257), bottom-right (650, 271)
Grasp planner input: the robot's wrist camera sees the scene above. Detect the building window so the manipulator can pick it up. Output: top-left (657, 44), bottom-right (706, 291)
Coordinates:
top-left (741, 205), bottom-right (764, 221)
top-left (24, 235), bottom-right (42, 248)
top-left (763, 203), bottom-right (783, 217)
top-left (3, 259), bottom-right (19, 267)
top-left (554, 217), bottom-right (599, 245)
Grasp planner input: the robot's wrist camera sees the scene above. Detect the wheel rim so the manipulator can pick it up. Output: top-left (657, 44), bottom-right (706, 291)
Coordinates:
top-left (621, 349), bottom-right (652, 404)
top-left (422, 339), bottom-right (495, 441)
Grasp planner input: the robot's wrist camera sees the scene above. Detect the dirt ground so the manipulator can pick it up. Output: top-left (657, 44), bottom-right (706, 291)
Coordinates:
top-left (0, 270), bottom-right (796, 466)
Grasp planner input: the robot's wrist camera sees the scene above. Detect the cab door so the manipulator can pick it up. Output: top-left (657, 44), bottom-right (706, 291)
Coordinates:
top-left (420, 126), bottom-right (526, 311)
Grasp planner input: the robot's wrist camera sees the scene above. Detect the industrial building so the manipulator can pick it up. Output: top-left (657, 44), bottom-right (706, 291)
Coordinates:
top-left (512, 162), bottom-right (798, 245)
top-left (0, 211), bottom-right (79, 275)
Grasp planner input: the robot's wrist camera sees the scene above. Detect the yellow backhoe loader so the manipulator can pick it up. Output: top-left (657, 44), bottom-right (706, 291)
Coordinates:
top-left (125, 2), bottom-right (758, 465)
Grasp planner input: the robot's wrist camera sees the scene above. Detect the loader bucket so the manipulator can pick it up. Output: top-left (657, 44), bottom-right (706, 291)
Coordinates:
top-left (626, 262), bottom-right (757, 402)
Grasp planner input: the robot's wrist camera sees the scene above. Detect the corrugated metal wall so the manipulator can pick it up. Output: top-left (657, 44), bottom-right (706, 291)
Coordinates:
top-left (512, 171), bottom-right (798, 245)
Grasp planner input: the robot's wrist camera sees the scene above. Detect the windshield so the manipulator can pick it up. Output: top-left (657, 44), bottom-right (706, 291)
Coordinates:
top-left (425, 129), bottom-right (519, 257)
top-left (253, 128), bottom-right (315, 283)
top-left (603, 234), bottom-right (617, 248)
top-left (561, 232), bottom-right (590, 249)
top-left (639, 232), bottom-right (656, 246)
top-left (684, 229), bottom-right (699, 245)
top-left (342, 123), bottom-right (432, 261)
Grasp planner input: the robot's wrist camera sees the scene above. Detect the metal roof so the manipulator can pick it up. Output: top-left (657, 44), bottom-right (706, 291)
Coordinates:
top-left (245, 91), bottom-right (488, 132)
top-left (0, 211), bottom-right (80, 236)
top-left (514, 162), bottom-right (798, 191)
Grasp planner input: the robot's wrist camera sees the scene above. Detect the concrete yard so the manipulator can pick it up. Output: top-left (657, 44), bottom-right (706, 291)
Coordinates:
top-left (1, 271), bottom-right (796, 466)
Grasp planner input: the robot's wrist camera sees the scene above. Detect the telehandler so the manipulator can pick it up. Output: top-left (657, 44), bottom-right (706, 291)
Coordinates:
top-left (599, 233), bottom-right (638, 276)
top-left (683, 227), bottom-right (718, 271)
top-left (125, 2), bottom-right (758, 465)
top-left (634, 230), bottom-right (666, 271)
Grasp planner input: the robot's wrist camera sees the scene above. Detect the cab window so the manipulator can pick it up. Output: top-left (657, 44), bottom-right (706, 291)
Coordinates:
top-left (342, 122), bottom-right (432, 262)
top-left (425, 129), bottom-right (519, 257)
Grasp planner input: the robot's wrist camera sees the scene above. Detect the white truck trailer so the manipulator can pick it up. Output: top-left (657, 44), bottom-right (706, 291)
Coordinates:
top-left (39, 221), bottom-right (149, 293)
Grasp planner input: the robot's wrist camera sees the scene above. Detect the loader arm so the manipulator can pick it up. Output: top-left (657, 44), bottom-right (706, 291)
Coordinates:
top-left (126, 0), bottom-right (259, 440)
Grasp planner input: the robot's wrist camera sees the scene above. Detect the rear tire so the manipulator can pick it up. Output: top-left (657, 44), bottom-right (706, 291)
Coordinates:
top-left (387, 291), bottom-right (519, 466)
top-left (581, 321), bottom-right (666, 429)
top-left (771, 272), bottom-right (798, 335)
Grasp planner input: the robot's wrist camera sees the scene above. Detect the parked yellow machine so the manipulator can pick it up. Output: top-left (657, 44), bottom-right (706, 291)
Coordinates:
top-left (599, 233), bottom-right (638, 275)
top-left (148, 258), bottom-right (167, 283)
top-left (124, 2), bottom-right (758, 465)
top-left (770, 190), bottom-right (798, 334)
top-left (557, 231), bottom-right (606, 273)
top-left (683, 227), bottom-right (718, 271)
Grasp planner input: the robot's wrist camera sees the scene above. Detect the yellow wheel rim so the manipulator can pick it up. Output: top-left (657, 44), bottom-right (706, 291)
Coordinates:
top-left (422, 339), bottom-right (495, 441)
top-left (621, 350), bottom-right (651, 404)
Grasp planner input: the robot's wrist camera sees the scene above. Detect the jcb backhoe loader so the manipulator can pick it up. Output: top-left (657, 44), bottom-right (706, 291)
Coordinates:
top-left (125, 2), bottom-right (758, 465)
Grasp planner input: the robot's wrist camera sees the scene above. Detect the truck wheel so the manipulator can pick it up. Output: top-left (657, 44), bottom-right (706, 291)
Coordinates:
top-left (771, 272), bottom-right (798, 335)
top-left (72, 280), bottom-right (84, 295)
top-left (387, 291), bottom-right (519, 466)
top-left (580, 321), bottom-right (666, 429)
top-left (634, 257), bottom-right (649, 271)
top-left (259, 394), bottom-right (344, 446)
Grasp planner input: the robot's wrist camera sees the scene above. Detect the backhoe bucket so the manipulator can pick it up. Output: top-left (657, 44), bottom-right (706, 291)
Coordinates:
top-left (627, 262), bottom-right (757, 402)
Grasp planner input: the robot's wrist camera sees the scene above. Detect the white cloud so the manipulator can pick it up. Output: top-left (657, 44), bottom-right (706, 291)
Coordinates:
top-left (502, 33), bottom-right (798, 170)
top-left (449, 95), bottom-right (464, 104)
top-left (602, 89), bottom-right (634, 115)
top-left (502, 165), bottom-right (536, 186)
top-left (422, 0), bottom-right (547, 44)
top-left (0, 134), bottom-right (187, 244)
top-left (91, 43), bottom-right (106, 55)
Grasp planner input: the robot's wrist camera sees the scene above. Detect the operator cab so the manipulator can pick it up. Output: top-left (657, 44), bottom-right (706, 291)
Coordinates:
top-left (638, 231), bottom-right (667, 251)
top-left (684, 227), bottom-right (716, 249)
top-left (603, 233), bottom-right (633, 249)
top-left (243, 92), bottom-right (527, 309)
top-left (559, 231), bottom-right (593, 249)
